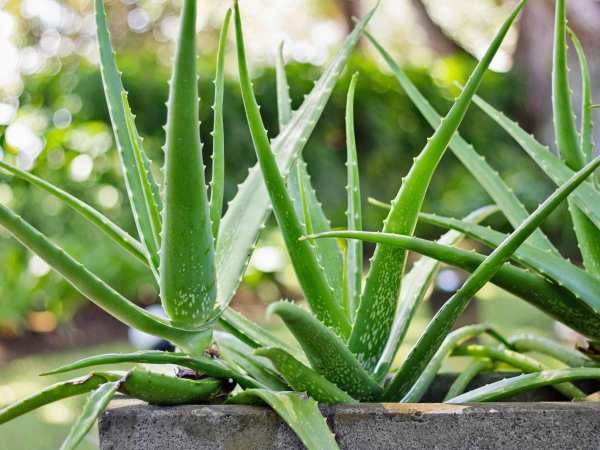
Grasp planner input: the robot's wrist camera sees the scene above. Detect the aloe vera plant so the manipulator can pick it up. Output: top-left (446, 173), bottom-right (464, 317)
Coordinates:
top-left (2, 1), bottom-right (600, 449)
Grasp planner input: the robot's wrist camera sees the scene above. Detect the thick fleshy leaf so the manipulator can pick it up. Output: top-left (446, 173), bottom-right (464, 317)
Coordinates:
top-left (160, 0), bottom-right (216, 327)
top-left (119, 368), bottom-right (223, 406)
top-left (215, 4), bottom-right (375, 311)
top-left (0, 202), bottom-right (211, 354)
top-left (60, 381), bottom-right (120, 450)
top-left (350, 0), bottom-right (527, 372)
top-left (364, 30), bottom-right (556, 254)
top-left (215, 331), bottom-right (288, 391)
top-left (0, 160), bottom-right (146, 264)
top-left (508, 334), bottom-right (597, 368)
top-left (209, 9), bottom-right (231, 240)
top-left (402, 324), bottom-right (496, 403)
top-left (306, 228), bottom-right (600, 341)
top-left (373, 205), bottom-right (497, 380)
top-left (255, 347), bottom-right (356, 404)
top-left (344, 73), bottom-right (363, 320)
top-left (383, 154), bottom-right (600, 401)
top-left (268, 301), bottom-right (382, 401)
top-left (228, 389), bottom-right (339, 450)
top-left (453, 344), bottom-right (585, 399)
top-left (419, 212), bottom-right (600, 313)
top-left (234, 3), bottom-right (349, 337)
top-left (94, 0), bottom-right (160, 270)
top-left (0, 373), bottom-right (119, 425)
top-left (443, 358), bottom-right (493, 401)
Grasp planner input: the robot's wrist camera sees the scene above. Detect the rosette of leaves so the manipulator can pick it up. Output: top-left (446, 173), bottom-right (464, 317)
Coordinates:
top-left (3, 1), bottom-right (600, 449)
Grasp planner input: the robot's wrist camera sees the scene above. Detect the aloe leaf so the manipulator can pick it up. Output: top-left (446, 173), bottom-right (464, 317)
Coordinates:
top-left (443, 358), bottom-right (494, 401)
top-left (373, 205), bottom-right (497, 380)
top-left (472, 95), bottom-right (600, 229)
top-left (0, 160), bottom-right (146, 264)
top-left (568, 29), bottom-right (594, 163)
top-left (275, 41), bottom-right (293, 129)
top-left (508, 334), bottom-right (597, 368)
top-left (344, 73), bottom-right (363, 320)
top-left (119, 368), bottom-right (222, 406)
top-left (234, 3), bottom-right (349, 337)
top-left (306, 228), bottom-right (600, 341)
top-left (453, 344), bottom-right (585, 399)
top-left (364, 30), bottom-right (556, 254)
top-left (0, 373), bottom-right (119, 425)
top-left (159, 0), bottom-right (216, 328)
top-left (215, 331), bottom-right (288, 391)
top-left (383, 154), bottom-right (600, 401)
top-left (215, 5), bottom-right (375, 312)
top-left (255, 347), bottom-right (356, 404)
top-left (209, 9), bottom-right (231, 240)
top-left (60, 381), bottom-right (120, 450)
top-left (95, 0), bottom-right (160, 269)
top-left (419, 212), bottom-right (600, 312)
top-left (350, 1), bottom-right (527, 372)
top-left (219, 307), bottom-right (302, 357)
top-left (268, 301), bottom-right (382, 401)
top-left (447, 368), bottom-right (600, 403)
top-left (402, 324), bottom-right (497, 403)
top-left (228, 389), bottom-right (339, 450)
top-left (0, 202), bottom-right (211, 354)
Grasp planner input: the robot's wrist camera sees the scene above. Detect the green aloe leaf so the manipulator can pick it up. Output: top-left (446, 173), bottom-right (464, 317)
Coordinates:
top-left (275, 41), bottom-right (293, 129)
top-left (234, 2), bottom-right (349, 337)
top-left (0, 372), bottom-right (120, 425)
top-left (95, 0), bottom-right (160, 270)
top-left (568, 29), bottom-right (594, 164)
top-left (373, 205), bottom-right (497, 380)
top-left (306, 228), bottom-right (600, 341)
top-left (268, 301), bottom-right (382, 401)
top-left (160, 0), bottom-right (216, 328)
top-left (60, 381), bottom-right (120, 450)
top-left (443, 358), bottom-right (494, 401)
top-left (209, 9), bottom-right (231, 240)
top-left (119, 368), bottom-right (223, 406)
top-left (228, 389), bottom-right (339, 450)
top-left (219, 307), bottom-right (302, 358)
top-left (350, 0), bottom-right (527, 372)
top-left (419, 212), bottom-right (600, 312)
top-left (255, 347), bottom-right (356, 404)
top-left (402, 324), bottom-right (498, 403)
top-left (215, 3), bottom-right (375, 311)
top-left (0, 160), bottom-right (146, 264)
top-left (0, 202), bottom-right (211, 354)
top-left (383, 154), bottom-right (600, 401)
top-left (447, 368), bottom-right (600, 403)
top-left (508, 334), bottom-right (597, 368)
top-left (215, 331), bottom-right (288, 391)
top-left (472, 95), bottom-right (600, 229)
top-left (344, 73), bottom-right (363, 320)
top-left (453, 344), bottom-right (585, 399)
top-left (364, 30), bottom-right (556, 254)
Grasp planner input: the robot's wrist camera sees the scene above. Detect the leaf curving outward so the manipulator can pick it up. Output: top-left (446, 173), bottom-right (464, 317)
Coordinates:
top-left (508, 334), bottom-right (598, 368)
top-left (209, 8), bottom-right (231, 241)
top-left (255, 347), bottom-right (356, 404)
top-left (446, 368), bottom-right (600, 403)
top-left (160, 0), bottom-right (216, 328)
top-left (215, 3), bottom-right (376, 313)
top-left (443, 358), bottom-right (494, 401)
top-left (234, 2), bottom-right (349, 337)
top-left (228, 389), bottom-right (340, 450)
top-left (268, 301), bottom-right (382, 401)
top-left (350, 0), bottom-right (528, 372)
top-left (383, 154), bottom-right (600, 401)
top-left (60, 381), bottom-right (120, 450)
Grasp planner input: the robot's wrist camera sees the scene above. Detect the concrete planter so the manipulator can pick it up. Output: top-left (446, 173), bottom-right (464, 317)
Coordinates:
top-left (99, 373), bottom-right (600, 450)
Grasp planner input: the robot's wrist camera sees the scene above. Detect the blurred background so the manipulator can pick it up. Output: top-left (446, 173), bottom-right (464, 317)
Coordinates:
top-left (0, 0), bottom-right (599, 447)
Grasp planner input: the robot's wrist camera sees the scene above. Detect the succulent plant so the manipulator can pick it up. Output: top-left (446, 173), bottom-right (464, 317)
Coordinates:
top-left (2, 1), bottom-right (600, 449)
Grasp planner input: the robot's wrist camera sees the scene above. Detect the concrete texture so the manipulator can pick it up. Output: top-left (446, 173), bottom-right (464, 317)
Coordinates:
top-left (99, 373), bottom-right (600, 450)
